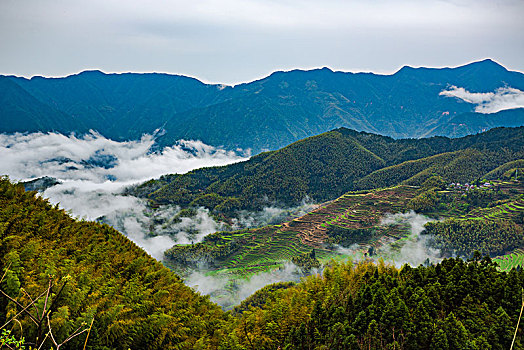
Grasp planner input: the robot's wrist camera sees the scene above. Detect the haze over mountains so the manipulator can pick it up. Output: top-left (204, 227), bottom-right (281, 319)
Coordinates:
top-left (1, 59), bottom-right (523, 153)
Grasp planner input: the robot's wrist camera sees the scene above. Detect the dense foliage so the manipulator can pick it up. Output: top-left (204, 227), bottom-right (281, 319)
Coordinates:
top-left (131, 127), bottom-right (524, 215)
top-left (226, 258), bottom-right (524, 349)
top-left (424, 218), bottom-right (524, 257)
top-left (0, 178), bottom-right (227, 349)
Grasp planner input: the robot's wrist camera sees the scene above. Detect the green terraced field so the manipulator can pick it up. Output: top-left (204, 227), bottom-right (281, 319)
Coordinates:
top-left (166, 186), bottom-right (420, 276)
top-left (166, 181), bottom-right (524, 277)
top-left (494, 249), bottom-right (524, 271)
top-left (457, 196), bottom-right (524, 222)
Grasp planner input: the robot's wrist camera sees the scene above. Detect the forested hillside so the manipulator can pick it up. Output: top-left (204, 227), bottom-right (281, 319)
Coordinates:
top-left (131, 127), bottom-right (524, 215)
top-left (2, 59), bottom-right (523, 152)
top-left (225, 258), bottom-right (524, 349)
top-left (0, 178), bottom-right (227, 349)
top-left (2, 177), bottom-right (524, 349)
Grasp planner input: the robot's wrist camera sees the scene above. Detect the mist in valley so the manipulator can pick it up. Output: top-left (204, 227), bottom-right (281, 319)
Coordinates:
top-left (0, 131), bottom-right (324, 306)
top-left (0, 132), bottom-right (447, 307)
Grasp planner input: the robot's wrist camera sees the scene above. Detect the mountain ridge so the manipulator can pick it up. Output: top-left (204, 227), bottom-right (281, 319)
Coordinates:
top-left (130, 126), bottom-right (524, 216)
top-left (2, 59), bottom-right (524, 152)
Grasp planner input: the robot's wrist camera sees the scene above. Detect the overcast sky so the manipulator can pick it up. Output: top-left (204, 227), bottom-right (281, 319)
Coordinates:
top-left (0, 0), bottom-right (523, 85)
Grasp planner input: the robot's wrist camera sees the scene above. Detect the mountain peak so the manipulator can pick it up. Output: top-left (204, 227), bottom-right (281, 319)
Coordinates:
top-left (460, 58), bottom-right (507, 72)
top-left (394, 59), bottom-right (508, 76)
top-left (78, 69), bottom-right (106, 76)
top-left (475, 58), bottom-right (503, 66)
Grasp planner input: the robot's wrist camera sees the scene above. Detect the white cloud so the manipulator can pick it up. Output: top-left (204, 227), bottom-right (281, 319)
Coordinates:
top-left (378, 211), bottom-right (440, 267)
top-left (440, 85), bottom-right (524, 113)
top-left (0, 131), bottom-right (247, 183)
top-left (185, 262), bottom-right (309, 308)
top-left (0, 131), bottom-right (247, 260)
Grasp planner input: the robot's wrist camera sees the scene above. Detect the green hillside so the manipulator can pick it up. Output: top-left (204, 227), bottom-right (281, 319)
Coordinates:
top-left (356, 148), bottom-right (518, 189)
top-left (163, 178), bottom-right (524, 277)
top-left (2, 178), bottom-right (524, 349)
top-left (0, 178), bottom-right (227, 349)
top-left (226, 258), bottom-right (524, 349)
top-left (163, 186), bottom-right (419, 275)
top-left (131, 127), bottom-right (524, 217)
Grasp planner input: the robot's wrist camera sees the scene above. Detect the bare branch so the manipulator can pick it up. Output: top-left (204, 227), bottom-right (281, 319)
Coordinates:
top-left (41, 277), bottom-right (53, 320)
top-left (0, 288), bottom-right (43, 326)
top-left (21, 288), bottom-right (40, 316)
top-left (45, 307), bottom-right (89, 350)
top-left (83, 317), bottom-right (95, 350)
top-left (44, 279), bottom-right (68, 321)
top-left (0, 262), bottom-right (12, 284)
top-left (46, 313), bottom-right (59, 348)
top-left (12, 318), bottom-right (23, 337)
top-left (37, 332), bottom-right (49, 350)
top-left (59, 325), bottom-right (89, 346)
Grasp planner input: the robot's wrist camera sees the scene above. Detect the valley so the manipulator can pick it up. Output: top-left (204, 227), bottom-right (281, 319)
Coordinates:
top-left (1, 64), bottom-right (523, 349)
top-left (163, 179), bottom-right (524, 278)
top-left (2, 0), bottom-right (524, 347)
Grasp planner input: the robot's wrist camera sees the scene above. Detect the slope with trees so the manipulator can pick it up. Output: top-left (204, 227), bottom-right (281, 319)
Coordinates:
top-left (3, 178), bottom-right (524, 349)
top-left (0, 178), bottom-right (227, 349)
top-left (131, 127), bottom-right (524, 216)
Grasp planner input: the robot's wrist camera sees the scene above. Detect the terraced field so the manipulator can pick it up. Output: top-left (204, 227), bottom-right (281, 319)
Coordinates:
top-left (493, 249), bottom-right (524, 272)
top-left (167, 185), bottom-right (419, 276)
top-left (166, 181), bottom-right (524, 276)
top-left (462, 197), bottom-right (524, 221)
top-left (434, 181), bottom-right (524, 270)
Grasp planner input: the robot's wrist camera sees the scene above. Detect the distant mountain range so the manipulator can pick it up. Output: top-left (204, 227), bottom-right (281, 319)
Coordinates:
top-left (1, 59), bottom-right (523, 153)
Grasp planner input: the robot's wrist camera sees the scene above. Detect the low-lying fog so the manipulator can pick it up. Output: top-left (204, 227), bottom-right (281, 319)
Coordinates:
top-left (0, 131), bottom-right (249, 259)
top-left (0, 131), bottom-right (443, 307)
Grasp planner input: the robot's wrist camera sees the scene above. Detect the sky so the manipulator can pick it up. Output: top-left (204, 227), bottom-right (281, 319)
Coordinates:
top-left (0, 0), bottom-right (523, 85)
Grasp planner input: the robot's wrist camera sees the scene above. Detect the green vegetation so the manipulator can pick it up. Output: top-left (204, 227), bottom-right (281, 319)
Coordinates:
top-left (131, 126), bottom-right (524, 217)
top-left (225, 258), bottom-right (524, 349)
top-left (231, 282), bottom-right (296, 315)
top-left (3, 177), bottom-right (524, 349)
top-left (291, 250), bottom-right (321, 272)
top-left (424, 218), bottom-right (523, 257)
top-left (494, 249), bottom-right (524, 272)
top-left (485, 159), bottom-right (524, 180)
top-left (0, 178), bottom-right (227, 349)
top-left (163, 177), bottom-right (524, 276)
top-left (163, 186), bottom-right (420, 275)
top-left (356, 148), bottom-right (521, 190)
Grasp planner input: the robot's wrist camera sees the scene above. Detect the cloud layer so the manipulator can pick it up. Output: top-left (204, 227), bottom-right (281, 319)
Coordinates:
top-left (185, 263), bottom-right (315, 309)
top-left (0, 131), bottom-right (247, 183)
top-left (333, 211), bottom-right (441, 267)
top-left (440, 86), bottom-right (524, 113)
top-left (378, 211), bottom-right (440, 267)
top-left (0, 131), bottom-right (247, 259)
